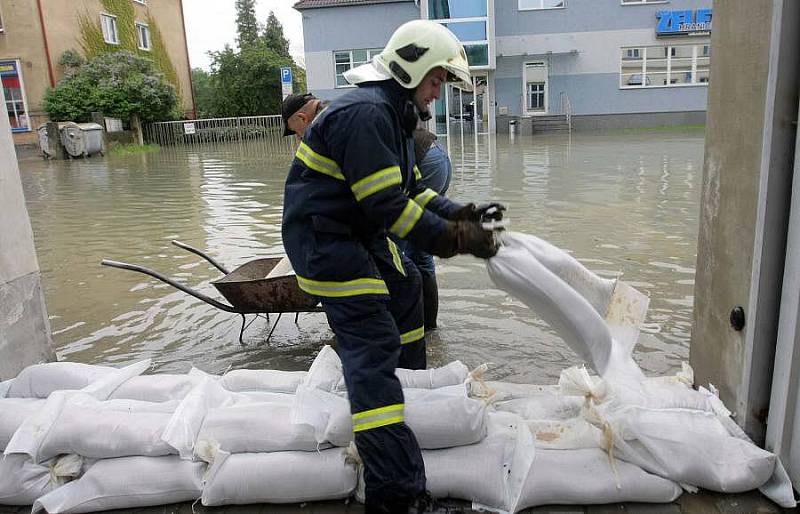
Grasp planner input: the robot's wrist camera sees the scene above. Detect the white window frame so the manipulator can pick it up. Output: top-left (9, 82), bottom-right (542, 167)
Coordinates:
top-left (133, 0), bottom-right (147, 4)
top-left (136, 22), bottom-right (151, 51)
top-left (333, 48), bottom-right (382, 88)
top-left (100, 13), bottom-right (119, 45)
top-left (518, 0), bottom-right (566, 11)
top-left (522, 60), bottom-right (549, 114)
top-left (0, 8), bottom-right (5, 33)
top-left (620, 0), bottom-right (669, 5)
top-left (620, 43), bottom-right (710, 89)
top-left (2, 59), bottom-right (32, 133)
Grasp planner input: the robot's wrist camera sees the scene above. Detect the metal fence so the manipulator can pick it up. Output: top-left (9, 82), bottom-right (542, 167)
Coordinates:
top-left (144, 115), bottom-right (294, 152)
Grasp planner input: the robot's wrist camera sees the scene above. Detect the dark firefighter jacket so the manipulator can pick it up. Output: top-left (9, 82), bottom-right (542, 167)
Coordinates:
top-left (282, 80), bottom-right (463, 301)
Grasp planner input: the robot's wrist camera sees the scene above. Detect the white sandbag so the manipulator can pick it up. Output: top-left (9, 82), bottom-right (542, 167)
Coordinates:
top-left (5, 360), bottom-right (152, 461)
top-left (293, 385), bottom-right (488, 449)
top-left (0, 379), bottom-right (12, 399)
top-left (423, 411), bottom-right (535, 513)
top-left (0, 454), bottom-right (82, 505)
top-left (0, 398), bottom-right (45, 450)
top-left (32, 395), bottom-right (178, 460)
top-left (162, 374), bottom-right (295, 459)
top-left (220, 369), bottom-right (306, 393)
top-left (195, 402), bottom-right (327, 457)
top-left (32, 455), bottom-right (204, 514)
top-left (304, 345), bottom-right (344, 392)
top-left (7, 362), bottom-right (114, 398)
top-left (495, 389), bottom-right (582, 421)
top-left (201, 448), bottom-right (357, 506)
top-left (525, 418), bottom-right (603, 450)
top-left (517, 448), bottom-right (682, 509)
top-left (108, 374), bottom-right (201, 402)
top-left (396, 361), bottom-right (470, 389)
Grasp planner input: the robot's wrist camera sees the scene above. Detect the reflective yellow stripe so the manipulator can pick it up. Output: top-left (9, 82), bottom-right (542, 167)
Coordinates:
top-left (387, 238), bottom-right (406, 276)
top-left (351, 166), bottom-right (402, 201)
top-left (413, 165), bottom-right (422, 181)
top-left (296, 275), bottom-right (388, 298)
top-left (413, 189), bottom-right (438, 209)
top-left (352, 403), bottom-right (404, 432)
top-left (389, 200), bottom-right (424, 238)
top-left (296, 142), bottom-right (344, 180)
top-left (400, 325), bottom-right (425, 345)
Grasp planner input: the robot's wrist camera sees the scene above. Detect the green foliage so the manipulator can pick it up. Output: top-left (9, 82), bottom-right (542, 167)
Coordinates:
top-left (195, 12), bottom-right (307, 118)
top-left (58, 50), bottom-right (85, 77)
top-left (109, 143), bottom-right (160, 156)
top-left (77, 0), bottom-right (182, 111)
top-left (263, 12), bottom-right (290, 58)
top-left (43, 51), bottom-right (178, 123)
top-left (235, 0), bottom-right (260, 50)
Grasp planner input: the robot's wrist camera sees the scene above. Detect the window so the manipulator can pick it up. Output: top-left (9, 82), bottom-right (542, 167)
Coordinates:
top-left (0, 9), bottom-right (4, 33)
top-left (620, 44), bottom-right (710, 88)
top-left (1, 60), bottom-right (31, 132)
top-left (100, 14), bottom-right (119, 45)
top-left (621, 0), bottom-right (667, 4)
top-left (527, 83), bottom-right (545, 111)
top-left (334, 48), bottom-right (382, 88)
top-left (136, 22), bottom-right (151, 50)
top-left (429, 0), bottom-right (487, 19)
top-left (519, 0), bottom-right (565, 10)
top-left (133, 0), bottom-right (146, 4)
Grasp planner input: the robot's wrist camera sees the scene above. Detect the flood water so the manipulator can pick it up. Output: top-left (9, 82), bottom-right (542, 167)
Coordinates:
top-left (18, 129), bottom-right (704, 384)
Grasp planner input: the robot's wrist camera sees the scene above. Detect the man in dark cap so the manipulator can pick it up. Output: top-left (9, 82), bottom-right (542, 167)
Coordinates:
top-left (281, 93), bottom-right (327, 139)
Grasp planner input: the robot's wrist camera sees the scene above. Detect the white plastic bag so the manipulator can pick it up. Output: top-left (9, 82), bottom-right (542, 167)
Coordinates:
top-left (304, 345), bottom-right (344, 392)
top-left (0, 454), bottom-right (82, 505)
top-left (396, 361), bottom-right (470, 389)
top-left (423, 411), bottom-right (535, 513)
top-left (7, 363), bottom-right (114, 398)
top-left (201, 448), bottom-right (357, 506)
top-left (108, 374), bottom-right (201, 402)
top-left (32, 455), bottom-right (204, 513)
top-left (517, 448), bottom-right (682, 509)
top-left (220, 369), bottom-right (306, 393)
top-left (0, 398), bottom-right (44, 450)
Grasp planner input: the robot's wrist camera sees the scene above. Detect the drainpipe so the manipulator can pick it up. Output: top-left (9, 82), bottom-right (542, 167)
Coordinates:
top-left (177, 0), bottom-right (197, 119)
top-left (35, 0), bottom-right (56, 87)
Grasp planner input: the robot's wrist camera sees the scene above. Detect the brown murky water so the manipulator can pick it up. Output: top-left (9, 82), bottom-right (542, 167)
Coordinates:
top-left (18, 129), bottom-right (704, 384)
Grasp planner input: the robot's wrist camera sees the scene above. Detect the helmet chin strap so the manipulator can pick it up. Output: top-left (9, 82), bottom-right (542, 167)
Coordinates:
top-left (418, 109), bottom-right (432, 122)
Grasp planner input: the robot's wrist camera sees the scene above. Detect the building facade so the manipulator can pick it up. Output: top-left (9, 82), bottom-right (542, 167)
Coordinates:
top-left (294, 0), bottom-right (712, 135)
top-left (0, 0), bottom-right (194, 144)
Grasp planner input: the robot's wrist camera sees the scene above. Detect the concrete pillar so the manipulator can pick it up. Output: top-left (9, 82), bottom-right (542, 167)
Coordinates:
top-left (0, 85), bottom-right (55, 380)
top-left (45, 122), bottom-right (66, 160)
top-left (691, 0), bottom-right (799, 443)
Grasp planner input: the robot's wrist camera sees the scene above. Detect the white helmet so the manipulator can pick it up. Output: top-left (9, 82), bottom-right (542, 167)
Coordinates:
top-left (344, 19), bottom-right (473, 92)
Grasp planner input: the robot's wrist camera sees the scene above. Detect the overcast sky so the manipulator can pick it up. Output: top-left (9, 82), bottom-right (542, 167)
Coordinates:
top-left (183, 1), bottom-right (305, 71)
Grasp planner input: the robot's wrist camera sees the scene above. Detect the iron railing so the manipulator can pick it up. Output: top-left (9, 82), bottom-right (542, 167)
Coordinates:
top-left (559, 92), bottom-right (574, 133)
top-left (144, 115), bottom-right (293, 152)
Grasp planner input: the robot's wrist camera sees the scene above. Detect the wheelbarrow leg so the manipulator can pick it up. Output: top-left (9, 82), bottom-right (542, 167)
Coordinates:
top-left (238, 314), bottom-right (247, 345)
top-left (266, 313), bottom-right (283, 343)
top-left (295, 312), bottom-right (300, 324)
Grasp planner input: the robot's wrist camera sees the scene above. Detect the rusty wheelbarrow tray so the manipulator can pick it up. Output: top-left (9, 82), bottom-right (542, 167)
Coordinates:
top-left (102, 240), bottom-right (321, 344)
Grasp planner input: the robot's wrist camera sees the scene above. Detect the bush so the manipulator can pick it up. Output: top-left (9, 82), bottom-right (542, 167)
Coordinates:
top-left (43, 51), bottom-right (178, 123)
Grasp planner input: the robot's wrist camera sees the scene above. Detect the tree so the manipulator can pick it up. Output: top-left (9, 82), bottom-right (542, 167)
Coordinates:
top-left (43, 51), bottom-right (178, 122)
top-left (235, 0), bottom-right (260, 50)
top-left (262, 11), bottom-right (290, 58)
top-left (191, 68), bottom-right (215, 118)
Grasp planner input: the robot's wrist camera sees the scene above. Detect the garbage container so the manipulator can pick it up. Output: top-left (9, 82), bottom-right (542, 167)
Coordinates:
top-left (60, 122), bottom-right (104, 158)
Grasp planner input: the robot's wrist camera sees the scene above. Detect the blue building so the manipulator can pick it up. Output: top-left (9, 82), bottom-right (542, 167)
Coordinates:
top-left (294, 0), bottom-right (712, 135)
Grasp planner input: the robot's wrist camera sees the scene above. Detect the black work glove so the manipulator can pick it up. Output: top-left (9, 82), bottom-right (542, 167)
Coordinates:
top-left (450, 202), bottom-right (506, 222)
top-left (431, 221), bottom-right (499, 259)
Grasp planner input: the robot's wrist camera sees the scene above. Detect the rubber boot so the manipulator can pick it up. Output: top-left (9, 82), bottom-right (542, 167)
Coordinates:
top-left (422, 275), bottom-right (439, 331)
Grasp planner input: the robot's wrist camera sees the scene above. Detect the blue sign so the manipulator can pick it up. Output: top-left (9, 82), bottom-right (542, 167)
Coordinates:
top-left (280, 67), bottom-right (293, 84)
top-left (656, 8), bottom-right (712, 36)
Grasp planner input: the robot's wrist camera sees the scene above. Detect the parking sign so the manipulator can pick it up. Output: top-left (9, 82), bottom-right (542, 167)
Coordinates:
top-left (280, 67), bottom-right (293, 99)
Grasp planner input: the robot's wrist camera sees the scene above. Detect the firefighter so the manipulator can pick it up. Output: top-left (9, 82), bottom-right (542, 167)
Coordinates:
top-left (282, 19), bottom-right (504, 513)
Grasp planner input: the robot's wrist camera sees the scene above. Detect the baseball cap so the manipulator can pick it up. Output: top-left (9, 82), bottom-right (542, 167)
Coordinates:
top-left (281, 93), bottom-right (316, 136)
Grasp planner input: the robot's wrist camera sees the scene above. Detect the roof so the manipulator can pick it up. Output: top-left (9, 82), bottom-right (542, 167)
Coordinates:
top-left (294, 0), bottom-right (414, 10)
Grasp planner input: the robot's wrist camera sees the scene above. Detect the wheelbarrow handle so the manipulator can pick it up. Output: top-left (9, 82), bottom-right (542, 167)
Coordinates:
top-left (101, 259), bottom-right (238, 313)
top-left (171, 240), bottom-right (230, 275)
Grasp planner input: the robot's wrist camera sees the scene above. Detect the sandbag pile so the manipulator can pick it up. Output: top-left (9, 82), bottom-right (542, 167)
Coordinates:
top-left (1, 230), bottom-right (795, 512)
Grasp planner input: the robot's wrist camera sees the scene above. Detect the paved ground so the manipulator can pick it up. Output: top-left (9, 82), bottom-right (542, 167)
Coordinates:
top-left (2, 489), bottom-right (793, 514)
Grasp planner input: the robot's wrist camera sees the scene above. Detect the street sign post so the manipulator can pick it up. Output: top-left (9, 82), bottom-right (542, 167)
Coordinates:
top-left (280, 67), bottom-right (293, 100)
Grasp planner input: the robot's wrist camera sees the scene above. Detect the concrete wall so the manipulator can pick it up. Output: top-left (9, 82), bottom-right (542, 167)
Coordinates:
top-left (0, 86), bottom-right (54, 380)
top-left (301, 2), bottom-right (419, 94)
top-left (691, 0), bottom-right (799, 443)
top-left (1, 0), bottom-right (194, 145)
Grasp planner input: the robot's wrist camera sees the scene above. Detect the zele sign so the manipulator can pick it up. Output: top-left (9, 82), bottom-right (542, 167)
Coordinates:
top-left (656, 9), bottom-right (712, 37)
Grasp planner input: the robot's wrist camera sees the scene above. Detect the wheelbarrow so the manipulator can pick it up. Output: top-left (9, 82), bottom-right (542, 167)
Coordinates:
top-left (101, 240), bottom-right (322, 344)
